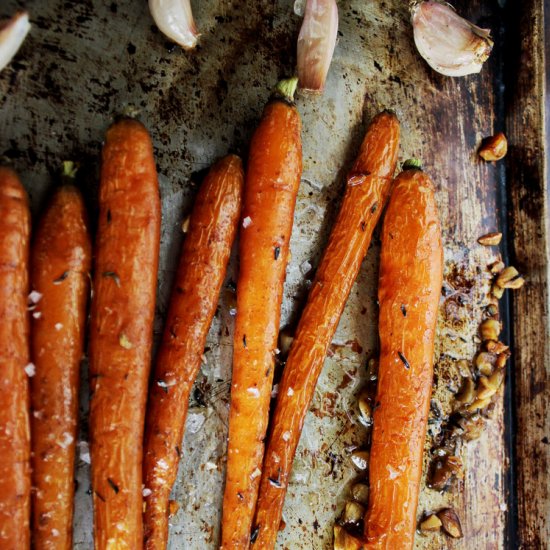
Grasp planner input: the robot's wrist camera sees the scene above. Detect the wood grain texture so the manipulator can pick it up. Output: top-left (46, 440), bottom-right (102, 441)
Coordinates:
top-left (506, 0), bottom-right (550, 548)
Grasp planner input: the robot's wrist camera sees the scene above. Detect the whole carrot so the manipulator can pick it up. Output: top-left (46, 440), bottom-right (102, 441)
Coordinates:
top-left (252, 111), bottom-right (400, 549)
top-left (363, 163), bottom-right (443, 549)
top-left (220, 77), bottom-right (302, 550)
top-left (0, 167), bottom-right (31, 549)
top-left (89, 119), bottom-right (161, 549)
top-left (30, 163), bottom-right (91, 550)
top-left (143, 154), bottom-right (244, 549)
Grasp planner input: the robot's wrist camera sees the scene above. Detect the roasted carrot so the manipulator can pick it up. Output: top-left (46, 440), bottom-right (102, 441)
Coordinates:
top-left (252, 111), bottom-right (400, 548)
top-left (220, 77), bottom-right (302, 550)
top-left (362, 163), bottom-right (443, 549)
top-left (0, 167), bottom-right (31, 549)
top-left (89, 119), bottom-right (161, 549)
top-left (142, 154), bottom-right (243, 549)
top-left (30, 163), bottom-right (91, 550)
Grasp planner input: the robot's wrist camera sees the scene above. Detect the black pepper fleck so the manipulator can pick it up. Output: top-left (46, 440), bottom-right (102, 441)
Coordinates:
top-left (274, 246), bottom-right (280, 260)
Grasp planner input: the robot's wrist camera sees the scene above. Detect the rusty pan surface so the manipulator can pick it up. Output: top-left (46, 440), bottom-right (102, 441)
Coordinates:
top-left (0, 0), bottom-right (515, 548)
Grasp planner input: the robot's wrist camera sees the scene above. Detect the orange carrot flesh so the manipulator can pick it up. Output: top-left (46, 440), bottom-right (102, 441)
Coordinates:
top-left (252, 111), bottom-right (400, 549)
top-left (0, 167), bottom-right (31, 549)
top-left (89, 119), bottom-right (161, 549)
top-left (363, 167), bottom-right (443, 549)
top-left (30, 180), bottom-right (91, 550)
top-left (142, 154), bottom-right (243, 549)
top-left (220, 79), bottom-right (302, 550)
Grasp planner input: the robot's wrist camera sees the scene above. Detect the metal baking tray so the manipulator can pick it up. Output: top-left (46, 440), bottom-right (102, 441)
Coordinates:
top-left (1, 0), bottom-right (548, 548)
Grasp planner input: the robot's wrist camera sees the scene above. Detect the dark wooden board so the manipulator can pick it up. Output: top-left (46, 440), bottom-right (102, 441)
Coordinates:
top-left (506, 0), bottom-right (550, 548)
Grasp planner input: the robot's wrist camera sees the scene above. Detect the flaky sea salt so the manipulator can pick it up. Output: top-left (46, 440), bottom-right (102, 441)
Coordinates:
top-left (24, 363), bottom-right (36, 377)
top-left (28, 290), bottom-right (43, 304)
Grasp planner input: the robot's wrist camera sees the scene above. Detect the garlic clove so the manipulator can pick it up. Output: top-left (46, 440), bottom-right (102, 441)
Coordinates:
top-left (297, 0), bottom-right (339, 93)
top-left (149, 0), bottom-right (199, 51)
top-left (411, 1), bottom-right (493, 77)
top-left (0, 12), bottom-right (31, 73)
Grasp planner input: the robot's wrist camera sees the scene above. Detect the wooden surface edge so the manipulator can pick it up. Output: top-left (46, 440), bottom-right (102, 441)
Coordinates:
top-left (506, 0), bottom-right (550, 548)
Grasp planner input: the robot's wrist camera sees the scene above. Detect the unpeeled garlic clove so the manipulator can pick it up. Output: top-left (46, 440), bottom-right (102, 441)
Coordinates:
top-left (297, 0), bottom-right (339, 93)
top-left (411, 1), bottom-right (493, 77)
top-left (0, 12), bottom-right (31, 73)
top-left (149, 0), bottom-right (199, 50)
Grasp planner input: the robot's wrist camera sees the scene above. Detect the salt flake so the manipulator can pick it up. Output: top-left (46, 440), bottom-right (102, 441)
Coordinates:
top-left (24, 363), bottom-right (36, 377)
top-left (58, 432), bottom-right (74, 449)
top-left (28, 291), bottom-right (43, 304)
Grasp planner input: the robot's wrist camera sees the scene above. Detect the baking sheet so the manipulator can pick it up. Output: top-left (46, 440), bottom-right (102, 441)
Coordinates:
top-left (0, 0), bottom-right (513, 548)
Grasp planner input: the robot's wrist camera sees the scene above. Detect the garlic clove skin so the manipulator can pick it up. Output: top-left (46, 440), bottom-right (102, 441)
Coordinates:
top-left (297, 0), bottom-right (339, 93)
top-left (149, 0), bottom-right (199, 51)
top-left (0, 12), bottom-right (31, 73)
top-left (411, 1), bottom-right (493, 77)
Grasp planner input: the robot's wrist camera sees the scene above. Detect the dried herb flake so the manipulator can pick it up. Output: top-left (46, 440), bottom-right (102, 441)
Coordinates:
top-left (53, 271), bottom-right (69, 284)
top-left (107, 478), bottom-right (119, 494)
top-left (398, 351), bottom-right (410, 369)
top-left (250, 525), bottom-right (260, 543)
top-left (103, 271), bottom-right (121, 287)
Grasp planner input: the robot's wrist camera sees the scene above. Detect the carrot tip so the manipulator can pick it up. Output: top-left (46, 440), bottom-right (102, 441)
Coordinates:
top-left (403, 158), bottom-right (422, 170)
top-left (275, 76), bottom-right (299, 102)
top-left (62, 160), bottom-right (78, 180)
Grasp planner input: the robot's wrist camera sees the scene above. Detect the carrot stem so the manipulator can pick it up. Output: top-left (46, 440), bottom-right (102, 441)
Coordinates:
top-left (275, 76), bottom-right (299, 102)
top-left (61, 161), bottom-right (79, 185)
top-left (402, 157), bottom-right (422, 170)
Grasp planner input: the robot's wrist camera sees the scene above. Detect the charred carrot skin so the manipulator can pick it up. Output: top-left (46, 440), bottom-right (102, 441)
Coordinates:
top-left (220, 79), bottom-right (302, 550)
top-left (142, 154), bottom-right (243, 549)
top-left (30, 178), bottom-right (91, 550)
top-left (0, 167), bottom-right (31, 549)
top-left (363, 167), bottom-right (443, 549)
top-left (89, 119), bottom-right (161, 549)
top-left (252, 111), bottom-right (400, 549)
